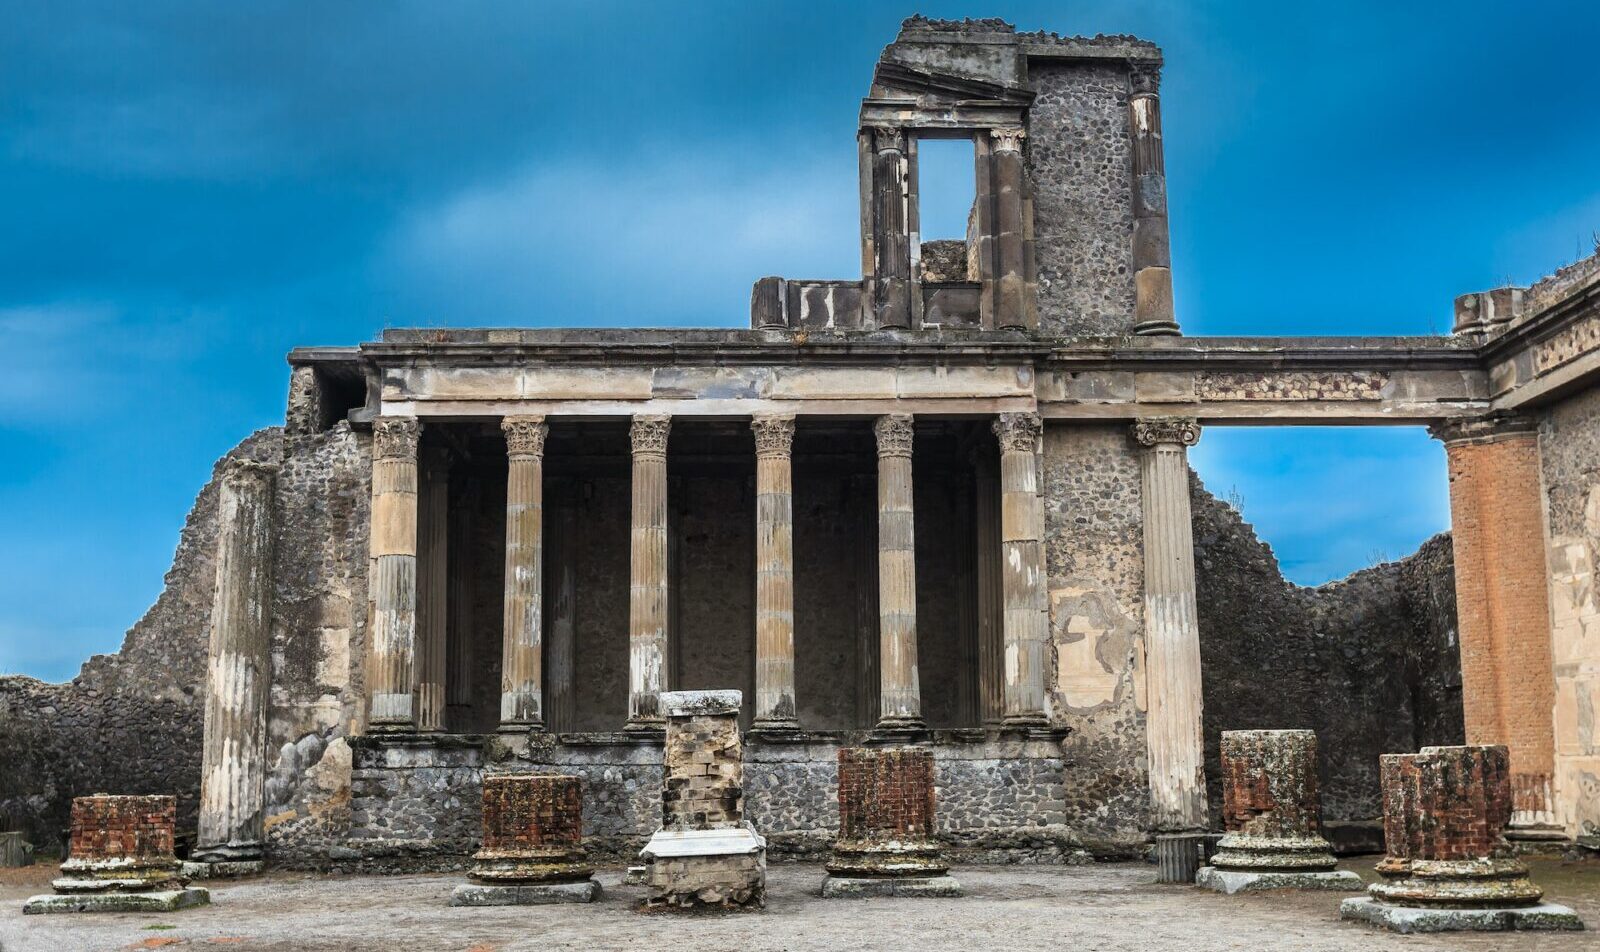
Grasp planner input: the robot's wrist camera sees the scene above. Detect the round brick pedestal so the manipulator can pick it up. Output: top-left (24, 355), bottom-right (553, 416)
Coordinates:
top-left (1210, 730), bottom-right (1339, 871)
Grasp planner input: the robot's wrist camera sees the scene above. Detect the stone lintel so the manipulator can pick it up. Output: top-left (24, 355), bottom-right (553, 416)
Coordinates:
top-left (660, 690), bottom-right (741, 718)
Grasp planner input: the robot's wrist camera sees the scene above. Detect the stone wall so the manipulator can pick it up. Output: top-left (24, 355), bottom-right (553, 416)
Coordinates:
top-left (1191, 478), bottom-right (1464, 847)
top-left (1541, 384), bottom-right (1600, 835)
top-left (0, 429), bottom-right (282, 854)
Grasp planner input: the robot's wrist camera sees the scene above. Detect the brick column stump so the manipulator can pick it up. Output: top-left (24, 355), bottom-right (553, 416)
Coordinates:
top-left (640, 690), bottom-right (766, 909)
top-left (450, 774), bottom-right (599, 905)
top-left (1196, 730), bottom-right (1362, 894)
top-left (1341, 746), bottom-right (1583, 933)
top-left (822, 747), bottom-right (961, 898)
top-left (24, 796), bottom-right (210, 914)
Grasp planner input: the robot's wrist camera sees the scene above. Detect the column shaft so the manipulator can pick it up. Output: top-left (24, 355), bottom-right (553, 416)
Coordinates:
top-left (1129, 66), bottom-right (1178, 336)
top-left (870, 127), bottom-right (911, 329)
top-left (990, 128), bottom-right (1031, 330)
top-left (445, 476), bottom-right (478, 729)
top-left (994, 413), bottom-right (1050, 728)
top-left (875, 414), bottom-right (923, 730)
top-left (1135, 419), bottom-right (1207, 831)
top-left (415, 449), bottom-right (449, 732)
top-left (627, 415), bottom-right (671, 730)
top-left (546, 482), bottom-right (578, 734)
top-left (752, 415), bottom-right (798, 730)
top-left (500, 416), bottom-right (548, 731)
top-left (368, 417), bottom-right (421, 730)
top-left (195, 458), bottom-right (277, 863)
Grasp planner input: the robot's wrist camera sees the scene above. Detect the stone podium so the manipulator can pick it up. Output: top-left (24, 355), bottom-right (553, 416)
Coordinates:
top-left (1195, 730), bottom-right (1362, 894)
top-left (24, 795), bottom-right (210, 914)
top-left (450, 774), bottom-right (600, 905)
top-left (822, 746), bottom-right (961, 897)
top-left (639, 690), bottom-right (766, 909)
top-left (1341, 745), bottom-right (1582, 933)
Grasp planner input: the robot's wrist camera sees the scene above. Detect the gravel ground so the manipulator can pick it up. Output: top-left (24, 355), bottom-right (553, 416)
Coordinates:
top-left (3, 858), bottom-right (1600, 952)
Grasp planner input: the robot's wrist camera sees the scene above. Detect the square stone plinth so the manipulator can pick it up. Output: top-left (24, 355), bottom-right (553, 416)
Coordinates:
top-left (821, 875), bottom-right (963, 898)
top-left (1340, 897), bottom-right (1585, 933)
top-left (1196, 867), bottom-right (1364, 894)
top-left (449, 880), bottom-right (602, 906)
top-left (24, 887), bottom-right (211, 915)
top-left (181, 859), bottom-right (265, 879)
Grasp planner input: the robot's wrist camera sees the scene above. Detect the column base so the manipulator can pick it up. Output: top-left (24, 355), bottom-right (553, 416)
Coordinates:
top-left (622, 719), bottom-right (665, 738)
top-left (999, 713), bottom-right (1051, 732)
top-left (1340, 897), bottom-right (1583, 933)
top-left (1196, 867), bottom-right (1364, 894)
top-left (495, 721), bottom-right (545, 735)
top-left (1153, 832), bottom-right (1215, 884)
top-left (750, 717), bottom-right (801, 735)
top-left (24, 888), bottom-right (210, 915)
top-left (180, 859), bottom-right (265, 880)
top-left (1133, 320), bottom-right (1181, 336)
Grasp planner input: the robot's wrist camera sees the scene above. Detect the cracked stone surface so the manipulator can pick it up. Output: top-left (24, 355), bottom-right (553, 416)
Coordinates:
top-left (4, 859), bottom-right (1599, 951)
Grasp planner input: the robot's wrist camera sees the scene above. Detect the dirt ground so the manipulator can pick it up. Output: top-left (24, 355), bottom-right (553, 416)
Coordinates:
top-left (4, 857), bottom-right (1600, 952)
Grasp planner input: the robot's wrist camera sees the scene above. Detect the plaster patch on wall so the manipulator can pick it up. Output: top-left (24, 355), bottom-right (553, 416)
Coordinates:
top-left (1552, 484), bottom-right (1600, 834)
top-left (1049, 580), bottom-right (1142, 714)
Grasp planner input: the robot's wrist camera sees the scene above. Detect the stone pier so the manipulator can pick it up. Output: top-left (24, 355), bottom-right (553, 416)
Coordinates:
top-left (24, 796), bottom-right (209, 914)
top-left (450, 774), bottom-right (600, 905)
top-left (368, 417), bottom-right (421, 731)
top-left (192, 457), bottom-right (277, 875)
top-left (875, 414), bottom-right (923, 732)
top-left (626, 415), bottom-right (671, 732)
top-left (751, 414), bottom-right (798, 732)
top-left (1134, 419), bottom-right (1209, 880)
top-left (1341, 745), bottom-right (1583, 933)
top-left (1196, 730), bottom-right (1361, 894)
top-left (640, 690), bottom-right (766, 909)
top-left (822, 747), bottom-right (960, 898)
top-left (993, 412), bottom-right (1048, 729)
top-left (500, 415), bottom-right (548, 732)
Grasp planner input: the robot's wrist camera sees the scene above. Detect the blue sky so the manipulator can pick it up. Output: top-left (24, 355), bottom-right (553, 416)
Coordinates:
top-left (2, 1), bottom-right (1596, 681)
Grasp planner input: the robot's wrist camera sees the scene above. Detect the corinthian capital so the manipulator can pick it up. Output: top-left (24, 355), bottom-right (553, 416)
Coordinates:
top-left (751, 415), bottom-right (795, 459)
top-left (501, 415), bottom-right (548, 459)
top-left (989, 127), bottom-right (1026, 153)
top-left (869, 125), bottom-right (906, 153)
top-left (373, 417), bottom-right (421, 461)
top-left (630, 415), bottom-right (671, 457)
top-left (993, 412), bottom-right (1042, 454)
top-left (874, 414), bottom-right (915, 458)
top-left (1132, 417), bottom-right (1200, 448)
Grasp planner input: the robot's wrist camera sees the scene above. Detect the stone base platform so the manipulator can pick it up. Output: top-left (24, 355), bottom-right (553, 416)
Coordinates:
top-left (821, 875), bottom-right (963, 898)
top-left (1339, 897), bottom-right (1584, 933)
top-left (181, 860), bottom-right (266, 879)
top-left (1195, 867), bottom-right (1364, 894)
top-left (449, 880), bottom-right (602, 906)
top-left (23, 887), bottom-right (211, 915)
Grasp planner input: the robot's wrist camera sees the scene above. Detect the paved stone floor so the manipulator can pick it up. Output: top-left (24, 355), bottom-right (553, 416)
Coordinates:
top-left (4, 858), bottom-right (1600, 952)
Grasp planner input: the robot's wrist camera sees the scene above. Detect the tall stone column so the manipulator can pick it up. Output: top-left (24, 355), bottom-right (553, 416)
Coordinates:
top-left (1134, 419), bottom-right (1207, 836)
top-left (993, 412), bottom-right (1049, 728)
top-left (415, 447), bottom-right (450, 733)
top-left (752, 414), bottom-right (799, 732)
top-left (499, 415), bottom-right (548, 732)
top-left (445, 475), bottom-right (478, 730)
top-left (194, 457), bottom-right (276, 868)
top-left (1129, 64), bottom-right (1179, 336)
top-left (875, 414), bottom-right (923, 731)
top-left (869, 126), bottom-right (911, 329)
top-left (627, 415), bottom-right (671, 731)
top-left (1431, 415), bottom-right (1560, 838)
top-left (368, 417), bottom-right (421, 731)
top-left (990, 127), bottom-right (1032, 331)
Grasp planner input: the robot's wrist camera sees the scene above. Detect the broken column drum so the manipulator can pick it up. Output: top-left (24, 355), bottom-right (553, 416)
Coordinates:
top-left (1195, 730), bottom-right (1362, 893)
top-left (640, 690), bottom-right (766, 909)
top-left (450, 774), bottom-right (600, 905)
top-left (193, 457), bottom-right (277, 873)
top-left (822, 746), bottom-right (961, 898)
top-left (23, 796), bottom-right (210, 914)
top-left (1340, 745), bottom-right (1583, 933)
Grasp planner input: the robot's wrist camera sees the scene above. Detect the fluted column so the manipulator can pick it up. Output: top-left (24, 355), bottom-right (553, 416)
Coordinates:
top-left (368, 417), bottom-right (421, 731)
top-left (415, 447), bottom-right (449, 732)
top-left (627, 415), bottom-right (671, 731)
top-left (1129, 64), bottom-right (1179, 336)
top-left (499, 415), bottom-right (548, 732)
top-left (874, 414), bottom-right (923, 731)
top-left (990, 127), bottom-right (1032, 331)
top-left (445, 475), bottom-right (478, 730)
top-left (1135, 418), bottom-right (1207, 831)
top-left (869, 126), bottom-right (912, 329)
top-left (752, 415), bottom-right (798, 731)
top-left (994, 412), bottom-right (1049, 728)
top-left (194, 457), bottom-right (277, 865)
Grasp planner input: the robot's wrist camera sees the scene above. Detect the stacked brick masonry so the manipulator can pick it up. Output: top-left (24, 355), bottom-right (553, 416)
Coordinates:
top-left (1380, 746), bottom-right (1513, 862)
top-left (1540, 386), bottom-right (1600, 835)
top-left (662, 713), bottom-right (744, 830)
top-left (837, 748), bottom-right (935, 844)
top-left (68, 795), bottom-right (178, 865)
top-left (479, 775), bottom-right (582, 851)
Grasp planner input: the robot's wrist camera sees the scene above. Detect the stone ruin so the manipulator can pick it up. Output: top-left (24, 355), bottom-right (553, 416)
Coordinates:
top-left (1194, 730), bottom-right (1361, 894)
top-left (822, 747), bottom-right (959, 898)
top-left (639, 690), bottom-right (766, 909)
top-left (1341, 745), bottom-right (1583, 933)
top-left (450, 774), bottom-right (600, 905)
top-left (24, 795), bottom-right (209, 914)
